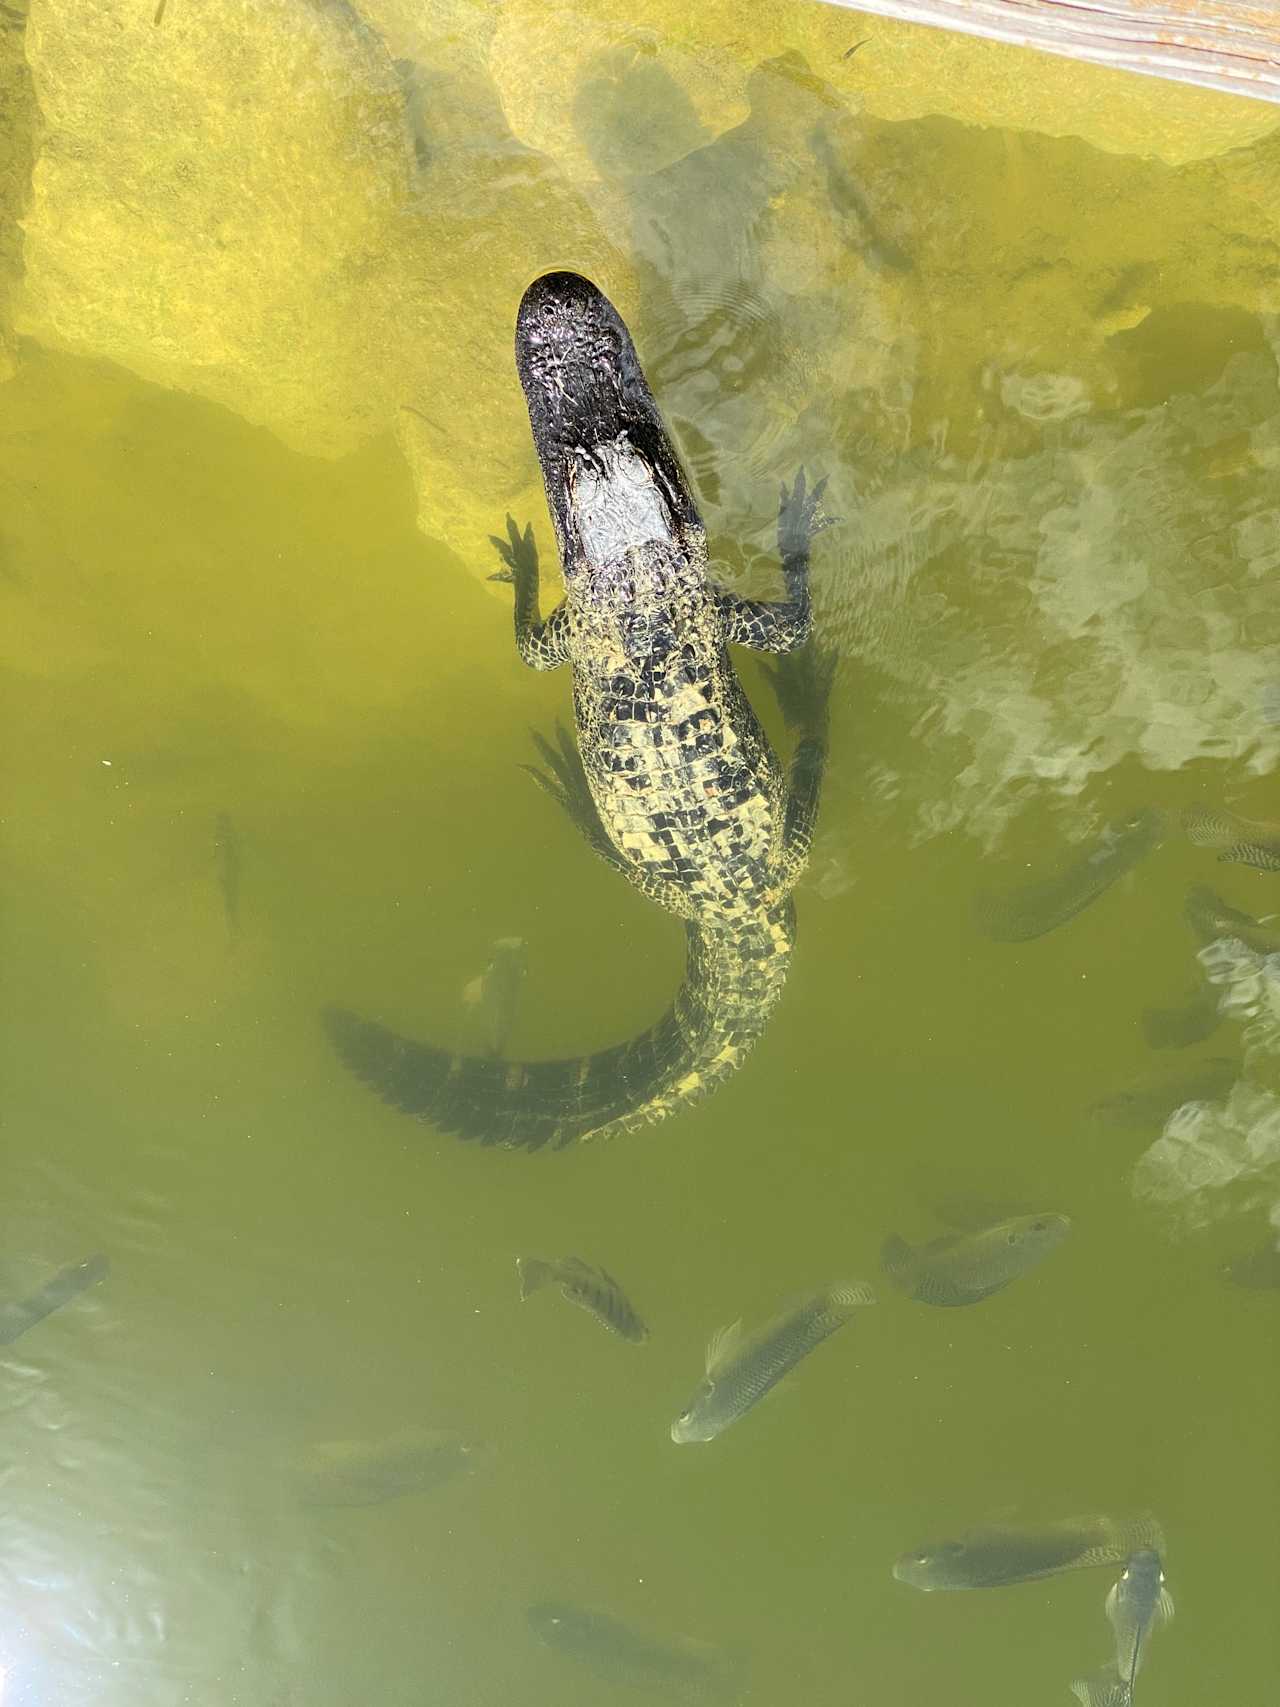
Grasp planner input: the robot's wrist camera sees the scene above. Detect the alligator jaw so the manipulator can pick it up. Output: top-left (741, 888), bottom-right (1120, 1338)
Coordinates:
top-left (514, 271), bottom-right (702, 583)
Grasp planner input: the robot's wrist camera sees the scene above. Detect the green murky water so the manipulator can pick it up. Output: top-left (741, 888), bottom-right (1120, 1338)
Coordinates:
top-left (2, 2), bottom-right (1279, 1704)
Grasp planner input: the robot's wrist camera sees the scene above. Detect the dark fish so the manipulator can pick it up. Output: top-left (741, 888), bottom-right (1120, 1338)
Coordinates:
top-left (881, 1214), bottom-right (1069, 1307)
top-left (1107, 1549), bottom-right (1173, 1694)
top-left (517, 1255), bottom-right (648, 1343)
top-left (528, 1601), bottom-right (740, 1703)
top-left (1184, 885), bottom-right (1280, 957)
top-left (461, 936), bottom-right (528, 1058)
top-left (214, 812), bottom-right (240, 940)
top-left (1090, 1057), bottom-right (1237, 1129)
top-left (893, 1514), bottom-right (1165, 1591)
top-left (1071, 1666), bottom-right (1133, 1707)
top-left (295, 1426), bottom-right (471, 1507)
top-left (0, 1253), bottom-right (109, 1345)
top-left (1140, 981), bottom-right (1222, 1050)
top-left (671, 1281), bottom-right (874, 1443)
top-left (1223, 1239), bottom-right (1280, 1289)
top-left (811, 127), bottom-right (912, 273)
top-left (974, 810), bottom-right (1166, 943)
top-left (1182, 805), bottom-right (1280, 872)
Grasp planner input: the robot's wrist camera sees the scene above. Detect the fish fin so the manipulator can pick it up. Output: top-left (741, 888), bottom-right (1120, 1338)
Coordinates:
top-left (517, 1257), bottom-right (554, 1300)
top-left (829, 1280), bottom-right (876, 1312)
top-left (460, 975), bottom-right (484, 1008)
top-left (913, 1273), bottom-right (1007, 1308)
top-left (705, 1318), bottom-right (744, 1375)
top-left (1156, 1587), bottom-right (1175, 1625)
top-left (1104, 1581), bottom-right (1119, 1621)
top-left (879, 1233), bottom-right (916, 1290)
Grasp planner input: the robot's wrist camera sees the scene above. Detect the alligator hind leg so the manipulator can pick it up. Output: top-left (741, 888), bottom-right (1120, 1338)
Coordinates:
top-left (523, 723), bottom-right (625, 871)
top-left (764, 644), bottom-right (838, 882)
top-left (716, 469), bottom-right (838, 654)
top-left (489, 515), bottom-right (570, 670)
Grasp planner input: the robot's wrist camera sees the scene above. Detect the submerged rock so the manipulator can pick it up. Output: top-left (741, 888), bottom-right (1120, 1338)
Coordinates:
top-left (15, 0), bottom-right (613, 562)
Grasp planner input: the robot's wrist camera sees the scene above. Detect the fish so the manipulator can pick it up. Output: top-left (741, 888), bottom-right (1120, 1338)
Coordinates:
top-left (880, 1214), bottom-right (1070, 1307)
top-left (670, 1281), bottom-right (874, 1444)
top-left (460, 936), bottom-right (528, 1058)
top-left (1184, 885), bottom-right (1280, 958)
top-left (517, 1255), bottom-right (648, 1343)
top-left (1107, 1549), bottom-right (1173, 1694)
top-left (974, 809), bottom-right (1166, 943)
top-left (1140, 981), bottom-right (1222, 1050)
top-left (1089, 1057), bottom-right (1237, 1129)
top-left (893, 1514), bottom-right (1165, 1591)
top-left (214, 812), bottom-right (240, 940)
top-left (1223, 1239), bottom-right (1280, 1289)
top-left (1182, 805), bottom-right (1280, 872)
top-left (0, 1253), bottom-right (109, 1345)
top-left (1071, 1666), bottom-right (1133, 1707)
top-left (294, 1426), bottom-right (471, 1507)
top-left (527, 1601), bottom-right (741, 1703)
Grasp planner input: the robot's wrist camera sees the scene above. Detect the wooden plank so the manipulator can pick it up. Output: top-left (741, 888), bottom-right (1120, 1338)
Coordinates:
top-left (819, 0), bottom-right (1280, 102)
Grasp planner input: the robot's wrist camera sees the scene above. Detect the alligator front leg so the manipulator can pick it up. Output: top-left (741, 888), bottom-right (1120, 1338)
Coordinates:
top-left (488, 514), bottom-right (570, 670)
top-left (716, 469), bottom-right (836, 654)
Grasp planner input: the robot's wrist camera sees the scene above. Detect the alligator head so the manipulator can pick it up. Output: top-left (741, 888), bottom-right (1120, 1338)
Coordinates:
top-left (514, 271), bottom-right (703, 601)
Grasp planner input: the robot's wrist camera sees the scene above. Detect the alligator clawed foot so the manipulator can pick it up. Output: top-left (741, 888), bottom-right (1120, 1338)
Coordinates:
top-left (522, 723), bottom-right (621, 867)
top-left (779, 469), bottom-right (841, 559)
top-left (487, 514), bottom-right (538, 585)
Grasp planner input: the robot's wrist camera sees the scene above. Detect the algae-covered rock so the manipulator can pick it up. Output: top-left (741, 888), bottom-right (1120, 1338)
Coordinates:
top-left (0, 0), bottom-right (37, 384)
top-left (15, 0), bottom-right (614, 563)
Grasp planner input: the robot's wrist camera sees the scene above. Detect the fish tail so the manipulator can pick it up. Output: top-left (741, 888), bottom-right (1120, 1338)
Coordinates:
top-left (879, 1234), bottom-right (916, 1292)
top-left (1219, 840), bottom-right (1280, 871)
top-left (828, 1280), bottom-right (876, 1313)
top-left (517, 1257), bottom-right (554, 1300)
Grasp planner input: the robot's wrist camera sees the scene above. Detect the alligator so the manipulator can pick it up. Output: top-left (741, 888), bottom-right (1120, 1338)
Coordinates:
top-left (325, 271), bottom-right (836, 1151)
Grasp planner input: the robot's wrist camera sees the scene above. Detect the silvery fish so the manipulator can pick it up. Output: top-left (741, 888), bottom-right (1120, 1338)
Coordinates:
top-left (295, 1426), bottom-right (471, 1507)
top-left (214, 811), bottom-right (240, 940)
top-left (1090, 1057), bottom-right (1237, 1129)
top-left (1184, 885), bottom-right (1280, 957)
top-left (1106, 1549), bottom-right (1173, 1695)
top-left (1140, 981), bottom-right (1221, 1050)
top-left (880, 1214), bottom-right (1069, 1307)
top-left (974, 809), bottom-right (1166, 943)
top-left (1071, 1666), bottom-right (1132, 1707)
top-left (460, 936), bottom-right (528, 1057)
top-left (671, 1281), bottom-right (874, 1443)
top-left (1182, 805), bottom-right (1280, 872)
top-left (0, 1253), bottom-right (109, 1345)
top-left (517, 1255), bottom-right (648, 1343)
top-left (893, 1514), bottom-right (1165, 1591)
top-left (527, 1601), bottom-right (741, 1703)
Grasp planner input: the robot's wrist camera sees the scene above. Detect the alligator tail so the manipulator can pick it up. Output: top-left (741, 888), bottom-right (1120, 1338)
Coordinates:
top-left (323, 906), bottom-right (794, 1152)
